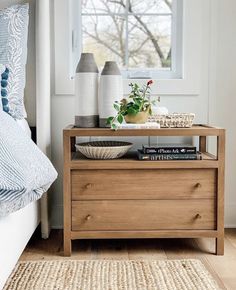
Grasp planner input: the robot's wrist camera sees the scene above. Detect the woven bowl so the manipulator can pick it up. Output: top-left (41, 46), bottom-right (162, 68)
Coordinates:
top-left (75, 141), bottom-right (133, 160)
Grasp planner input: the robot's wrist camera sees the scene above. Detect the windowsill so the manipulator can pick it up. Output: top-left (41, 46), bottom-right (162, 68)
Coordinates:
top-left (121, 69), bottom-right (182, 80)
top-left (122, 78), bottom-right (200, 96)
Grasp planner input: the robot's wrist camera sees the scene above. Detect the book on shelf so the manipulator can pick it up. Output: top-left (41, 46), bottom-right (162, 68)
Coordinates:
top-left (116, 122), bottom-right (160, 129)
top-left (137, 150), bottom-right (202, 161)
top-left (142, 144), bottom-right (197, 154)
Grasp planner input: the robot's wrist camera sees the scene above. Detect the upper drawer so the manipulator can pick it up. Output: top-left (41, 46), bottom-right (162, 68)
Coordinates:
top-left (71, 169), bottom-right (216, 200)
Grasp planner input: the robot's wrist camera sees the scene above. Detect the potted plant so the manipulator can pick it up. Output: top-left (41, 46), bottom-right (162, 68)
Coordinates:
top-left (107, 80), bottom-right (159, 129)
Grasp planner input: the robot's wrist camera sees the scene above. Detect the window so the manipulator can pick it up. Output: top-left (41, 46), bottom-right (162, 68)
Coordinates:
top-left (55, 0), bottom-right (202, 95)
top-left (81, 0), bottom-right (183, 79)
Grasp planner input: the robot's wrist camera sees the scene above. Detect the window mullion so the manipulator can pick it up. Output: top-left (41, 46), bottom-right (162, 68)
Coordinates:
top-left (125, 0), bottom-right (129, 70)
top-left (171, 0), bottom-right (177, 73)
top-left (81, 13), bottom-right (172, 16)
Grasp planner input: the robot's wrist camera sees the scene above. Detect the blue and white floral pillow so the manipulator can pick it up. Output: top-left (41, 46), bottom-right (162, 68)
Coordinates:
top-left (0, 64), bottom-right (9, 113)
top-left (0, 4), bottom-right (29, 119)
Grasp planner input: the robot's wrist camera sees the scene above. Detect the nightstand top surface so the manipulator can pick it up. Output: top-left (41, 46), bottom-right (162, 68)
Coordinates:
top-left (63, 124), bottom-right (225, 137)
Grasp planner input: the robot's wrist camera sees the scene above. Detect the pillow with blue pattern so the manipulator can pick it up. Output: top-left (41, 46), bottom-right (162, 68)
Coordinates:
top-left (0, 64), bottom-right (9, 113)
top-left (0, 4), bottom-right (29, 119)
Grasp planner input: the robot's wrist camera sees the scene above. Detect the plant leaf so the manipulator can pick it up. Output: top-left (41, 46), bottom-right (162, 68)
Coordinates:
top-left (127, 107), bottom-right (138, 115)
top-left (106, 116), bottom-right (114, 125)
top-left (113, 103), bottom-right (120, 111)
top-left (117, 114), bottom-right (124, 124)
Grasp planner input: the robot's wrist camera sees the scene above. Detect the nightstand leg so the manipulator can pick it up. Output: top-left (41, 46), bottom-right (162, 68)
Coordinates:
top-left (216, 237), bottom-right (224, 255)
top-left (64, 237), bottom-right (72, 256)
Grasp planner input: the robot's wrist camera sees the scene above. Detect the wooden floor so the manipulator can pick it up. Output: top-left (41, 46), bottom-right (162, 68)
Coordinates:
top-left (20, 229), bottom-right (236, 290)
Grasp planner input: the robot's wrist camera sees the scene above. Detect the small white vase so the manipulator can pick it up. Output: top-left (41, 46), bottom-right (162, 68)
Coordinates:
top-left (75, 53), bottom-right (99, 127)
top-left (98, 61), bottom-right (123, 127)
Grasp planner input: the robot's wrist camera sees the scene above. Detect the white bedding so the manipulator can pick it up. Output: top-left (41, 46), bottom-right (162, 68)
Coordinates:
top-left (0, 110), bottom-right (57, 216)
top-left (15, 118), bottom-right (31, 137)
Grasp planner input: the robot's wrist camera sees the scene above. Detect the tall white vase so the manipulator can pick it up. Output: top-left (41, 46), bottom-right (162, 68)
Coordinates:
top-left (99, 61), bottom-right (123, 127)
top-left (75, 53), bottom-right (99, 127)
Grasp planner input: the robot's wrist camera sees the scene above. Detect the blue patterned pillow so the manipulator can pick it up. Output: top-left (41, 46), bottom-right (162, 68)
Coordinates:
top-left (0, 4), bottom-right (29, 119)
top-left (0, 64), bottom-right (9, 113)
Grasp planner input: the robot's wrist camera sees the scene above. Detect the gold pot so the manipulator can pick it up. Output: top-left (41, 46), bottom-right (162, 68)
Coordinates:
top-left (124, 108), bottom-right (150, 124)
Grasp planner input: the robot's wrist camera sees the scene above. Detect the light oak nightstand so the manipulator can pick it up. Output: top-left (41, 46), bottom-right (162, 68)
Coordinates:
top-left (63, 125), bottom-right (225, 256)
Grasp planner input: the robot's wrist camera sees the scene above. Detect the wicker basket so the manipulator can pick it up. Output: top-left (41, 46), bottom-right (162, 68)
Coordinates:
top-left (75, 141), bottom-right (133, 160)
top-left (148, 113), bottom-right (195, 128)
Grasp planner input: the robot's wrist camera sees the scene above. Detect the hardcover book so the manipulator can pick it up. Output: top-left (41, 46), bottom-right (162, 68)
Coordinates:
top-left (142, 144), bottom-right (197, 154)
top-left (137, 150), bottom-right (202, 161)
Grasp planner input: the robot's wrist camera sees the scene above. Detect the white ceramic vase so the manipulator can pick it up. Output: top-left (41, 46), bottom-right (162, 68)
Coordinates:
top-left (98, 61), bottom-right (123, 127)
top-left (75, 53), bottom-right (99, 127)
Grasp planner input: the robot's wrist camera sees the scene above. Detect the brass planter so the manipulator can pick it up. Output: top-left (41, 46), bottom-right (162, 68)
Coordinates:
top-left (125, 109), bottom-right (150, 124)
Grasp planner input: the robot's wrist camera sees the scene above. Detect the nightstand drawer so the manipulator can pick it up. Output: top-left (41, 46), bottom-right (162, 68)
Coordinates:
top-left (71, 169), bottom-right (216, 200)
top-left (72, 199), bottom-right (216, 231)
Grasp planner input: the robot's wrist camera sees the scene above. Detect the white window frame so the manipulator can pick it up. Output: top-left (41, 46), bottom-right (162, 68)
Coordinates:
top-left (81, 0), bottom-right (183, 80)
top-left (54, 0), bottom-right (205, 96)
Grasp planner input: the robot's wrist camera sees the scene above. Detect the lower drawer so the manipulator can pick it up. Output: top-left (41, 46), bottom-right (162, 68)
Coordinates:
top-left (71, 199), bottom-right (215, 231)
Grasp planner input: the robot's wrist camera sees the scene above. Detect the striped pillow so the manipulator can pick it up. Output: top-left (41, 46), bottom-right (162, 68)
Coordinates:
top-left (0, 64), bottom-right (9, 113)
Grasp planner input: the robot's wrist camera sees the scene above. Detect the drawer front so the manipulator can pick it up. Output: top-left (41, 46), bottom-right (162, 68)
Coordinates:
top-left (71, 169), bottom-right (216, 200)
top-left (72, 200), bottom-right (216, 231)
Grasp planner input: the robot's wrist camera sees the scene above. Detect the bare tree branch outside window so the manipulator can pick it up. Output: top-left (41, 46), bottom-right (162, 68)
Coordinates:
top-left (82, 0), bottom-right (172, 71)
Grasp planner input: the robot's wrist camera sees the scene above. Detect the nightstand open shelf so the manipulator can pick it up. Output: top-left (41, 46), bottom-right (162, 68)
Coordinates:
top-left (71, 151), bottom-right (218, 170)
top-left (63, 125), bottom-right (225, 256)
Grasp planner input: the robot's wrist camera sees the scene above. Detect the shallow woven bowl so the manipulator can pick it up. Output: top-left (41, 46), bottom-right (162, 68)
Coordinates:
top-left (75, 141), bottom-right (133, 160)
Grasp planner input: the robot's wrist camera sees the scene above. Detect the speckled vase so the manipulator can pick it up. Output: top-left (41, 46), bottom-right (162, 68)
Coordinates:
top-left (98, 61), bottom-right (123, 127)
top-left (74, 53), bottom-right (99, 127)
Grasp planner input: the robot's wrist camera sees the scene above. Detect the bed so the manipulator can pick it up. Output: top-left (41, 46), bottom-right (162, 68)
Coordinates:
top-left (0, 1), bottom-right (52, 289)
top-left (0, 120), bottom-right (40, 289)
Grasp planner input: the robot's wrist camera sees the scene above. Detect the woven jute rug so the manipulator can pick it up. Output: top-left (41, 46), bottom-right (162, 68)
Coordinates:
top-left (4, 259), bottom-right (223, 290)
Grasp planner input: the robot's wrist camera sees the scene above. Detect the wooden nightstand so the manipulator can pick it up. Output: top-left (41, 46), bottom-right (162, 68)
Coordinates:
top-left (63, 125), bottom-right (225, 256)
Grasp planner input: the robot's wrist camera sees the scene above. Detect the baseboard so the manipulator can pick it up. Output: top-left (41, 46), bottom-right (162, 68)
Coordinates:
top-left (225, 224), bottom-right (236, 228)
top-left (51, 203), bottom-right (236, 230)
top-left (225, 203), bottom-right (236, 228)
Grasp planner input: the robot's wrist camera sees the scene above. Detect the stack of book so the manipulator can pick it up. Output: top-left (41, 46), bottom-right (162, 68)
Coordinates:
top-left (137, 144), bottom-right (202, 161)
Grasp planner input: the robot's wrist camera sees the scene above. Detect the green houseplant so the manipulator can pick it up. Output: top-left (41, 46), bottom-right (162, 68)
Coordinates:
top-left (107, 80), bottom-right (159, 129)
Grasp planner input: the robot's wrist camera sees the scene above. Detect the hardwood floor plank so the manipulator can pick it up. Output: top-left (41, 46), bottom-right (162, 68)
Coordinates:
top-left (70, 240), bottom-right (94, 260)
top-left (90, 239), bottom-right (129, 260)
top-left (225, 229), bottom-right (236, 249)
top-left (162, 238), bottom-right (207, 260)
top-left (20, 229), bottom-right (62, 261)
top-left (127, 239), bottom-right (166, 260)
top-left (195, 234), bottom-right (236, 290)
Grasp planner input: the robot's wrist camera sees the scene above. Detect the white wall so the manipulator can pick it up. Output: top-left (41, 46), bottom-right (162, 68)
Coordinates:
top-left (209, 0), bottom-right (236, 227)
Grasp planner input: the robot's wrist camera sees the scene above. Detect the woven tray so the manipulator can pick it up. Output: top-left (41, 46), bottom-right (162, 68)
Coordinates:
top-left (148, 113), bottom-right (195, 128)
top-left (75, 141), bottom-right (133, 160)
